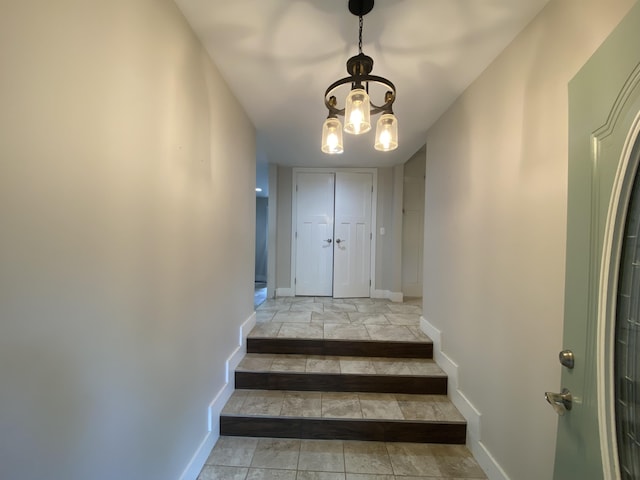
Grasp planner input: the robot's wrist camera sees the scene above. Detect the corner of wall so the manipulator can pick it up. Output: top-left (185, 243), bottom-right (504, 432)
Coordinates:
top-left (276, 288), bottom-right (294, 297)
top-left (179, 311), bottom-right (256, 480)
top-left (372, 289), bottom-right (404, 302)
top-left (420, 316), bottom-right (511, 480)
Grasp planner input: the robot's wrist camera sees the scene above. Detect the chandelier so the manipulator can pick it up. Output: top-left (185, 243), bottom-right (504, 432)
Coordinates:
top-left (321, 0), bottom-right (398, 154)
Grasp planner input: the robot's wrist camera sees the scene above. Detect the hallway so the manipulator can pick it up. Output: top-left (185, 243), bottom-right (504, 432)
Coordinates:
top-left (198, 297), bottom-right (487, 479)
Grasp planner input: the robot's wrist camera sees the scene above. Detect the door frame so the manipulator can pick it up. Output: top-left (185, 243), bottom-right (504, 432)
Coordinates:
top-left (290, 167), bottom-right (378, 297)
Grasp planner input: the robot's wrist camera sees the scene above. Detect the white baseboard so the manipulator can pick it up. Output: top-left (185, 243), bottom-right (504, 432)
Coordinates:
top-left (179, 430), bottom-right (216, 480)
top-left (276, 287), bottom-right (294, 297)
top-left (179, 311), bottom-right (256, 480)
top-left (371, 289), bottom-right (404, 302)
top-left (276, 288), bottom-right (403, 302)
top-left (420, 316), bottom-right (510, 480)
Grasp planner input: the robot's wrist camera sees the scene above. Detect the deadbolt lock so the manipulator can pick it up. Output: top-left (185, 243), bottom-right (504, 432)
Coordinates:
top-left (559, 349), bottom-right (575, 369)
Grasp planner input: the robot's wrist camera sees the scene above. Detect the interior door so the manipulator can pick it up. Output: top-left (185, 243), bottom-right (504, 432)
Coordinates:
top-left (294, 172), bottom-right (335, 296)
top-left (333, 172), bottom-right (372, 298)
top-left (554, 4), bottom-right (640, 479)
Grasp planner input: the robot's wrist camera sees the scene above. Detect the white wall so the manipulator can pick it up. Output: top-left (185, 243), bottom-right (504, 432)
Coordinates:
top-left (422, 1), bottom-right (636, 479)
top-left (0, 1), bottom-right (256, 479)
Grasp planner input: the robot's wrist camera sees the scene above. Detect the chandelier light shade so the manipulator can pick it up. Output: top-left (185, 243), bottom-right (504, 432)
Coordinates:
top-left (321, 0), bottom-right (398, 154)
top-left (344, 88), bottom-right (371, 135)
top-left (375, 112), bottom-right (398, 151)
top-left (321, 117), bottom-right (344, 154)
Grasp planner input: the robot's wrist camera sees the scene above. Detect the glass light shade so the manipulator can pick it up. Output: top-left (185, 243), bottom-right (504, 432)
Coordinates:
top-left (321, 117), bottom-right (344, 154)
top-left (344, 88), bottom-right (371, 135)
top-left (374, 113), bottom-right (398, 151)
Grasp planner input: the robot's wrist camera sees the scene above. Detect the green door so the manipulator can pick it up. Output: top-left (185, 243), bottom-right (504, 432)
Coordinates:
top-left (555, 3), bottom-right (640, 478)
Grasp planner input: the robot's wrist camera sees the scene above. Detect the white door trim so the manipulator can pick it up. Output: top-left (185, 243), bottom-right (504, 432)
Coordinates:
top-left (291, 167), bottom-right (378, 297)
top-left (597, 107), bottom-right (640, 480)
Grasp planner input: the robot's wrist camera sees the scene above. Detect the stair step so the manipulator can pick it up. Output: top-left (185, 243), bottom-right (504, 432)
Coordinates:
top-left (247, 338), bottom-right (433, 358)
top-left (227, 300), bottom-right (466, 447)
top-left (220, 390), bottom-right (466, 444)
top-left (236, 354), bottom-right (447, 394)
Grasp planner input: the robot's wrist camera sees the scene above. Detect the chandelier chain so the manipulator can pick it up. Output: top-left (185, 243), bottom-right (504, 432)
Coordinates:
top-left (358, 15), bottom-right (363, 54)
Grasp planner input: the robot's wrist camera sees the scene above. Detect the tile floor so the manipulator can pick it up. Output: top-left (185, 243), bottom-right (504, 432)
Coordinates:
top-left (221, 390), bottom-right (465, 422)
top-left (237, 354), bottom-right (446, 376)
top-left (198, 296), bottom-right (487, 480)
top-left (198, 436), bottom-right (487, 479)
top-left (251, 297), bottom-right (427, 342)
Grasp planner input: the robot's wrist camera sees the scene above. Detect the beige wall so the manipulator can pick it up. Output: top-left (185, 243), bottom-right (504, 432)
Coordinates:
top-left (423, 0), bottom-right (636, 479)
top-left (276, 167), bottom-right (293, 290)
top-left (375, 167), bottom-right (395, 291)
top-left (402, 148), bottom-right (426, 297)
top-left (0, 1), bottom-right (255, 479)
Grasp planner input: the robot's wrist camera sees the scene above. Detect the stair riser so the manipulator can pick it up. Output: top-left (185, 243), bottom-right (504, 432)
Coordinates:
top-left (247, 338), bottom-right (433, 358)
top-left (220, 416), bottom-right (466, 444)
top-left (235, 372), bottom-right (447, 395)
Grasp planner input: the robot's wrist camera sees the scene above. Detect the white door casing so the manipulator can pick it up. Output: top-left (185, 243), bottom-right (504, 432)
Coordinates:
top-left (333, 172), bottom-right (373, 298)
top-left (294, 172), bottom-right (334, 296)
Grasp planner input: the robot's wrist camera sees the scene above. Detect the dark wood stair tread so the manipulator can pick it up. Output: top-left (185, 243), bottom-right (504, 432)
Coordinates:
top-left (220, 415), bottom-right (466, 444)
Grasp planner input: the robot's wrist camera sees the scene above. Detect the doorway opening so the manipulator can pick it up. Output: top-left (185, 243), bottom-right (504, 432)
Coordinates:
top-left (291, 168), bottom-right (377, 299)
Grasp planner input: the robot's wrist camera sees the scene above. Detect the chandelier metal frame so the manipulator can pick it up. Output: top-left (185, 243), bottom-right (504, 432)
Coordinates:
top-left (324, 0), bottom-right (396, 118)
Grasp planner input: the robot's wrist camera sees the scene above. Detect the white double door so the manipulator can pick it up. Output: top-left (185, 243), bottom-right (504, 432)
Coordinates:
top-left (294, 171), bottom-right (373, 298)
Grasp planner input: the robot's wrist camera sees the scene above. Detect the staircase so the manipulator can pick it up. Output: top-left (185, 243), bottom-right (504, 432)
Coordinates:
top-left (219, 298), bottom-right (466, 445)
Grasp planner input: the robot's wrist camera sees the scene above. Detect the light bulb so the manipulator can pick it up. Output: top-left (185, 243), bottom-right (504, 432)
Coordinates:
top-left (349, 107), bottom-right (363, 134)
top-left (327, 132), bottom-right (339, 152)
top-left (379, 130), bottom-right (391, 150)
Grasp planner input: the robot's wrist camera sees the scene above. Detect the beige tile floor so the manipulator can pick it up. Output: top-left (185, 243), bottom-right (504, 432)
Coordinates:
top-left (237, 354), bottom-right (446, 377)
top-left (200, 297), bottom-right (487, 479)
top-left (221, 390), bottom-right (465, 422)
top-left (198, 436), bottom-right (487, 480)
top-left (251, 297), bottom-right (427, 342)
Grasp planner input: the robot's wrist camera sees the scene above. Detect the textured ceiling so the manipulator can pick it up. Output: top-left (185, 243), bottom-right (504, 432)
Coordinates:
top-left (174, 0), bottom-right (550, 194)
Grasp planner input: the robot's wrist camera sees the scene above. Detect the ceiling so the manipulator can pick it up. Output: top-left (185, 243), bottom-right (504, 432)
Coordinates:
top-left (174, 0), bottom-right (550, 195)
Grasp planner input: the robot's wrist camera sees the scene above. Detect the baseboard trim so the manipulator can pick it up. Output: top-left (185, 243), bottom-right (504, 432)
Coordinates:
top-left (371, 289), bottom-right (404, 302)
top-left (179, 311), bottom-right (256, 480)
top-left (419, 316), bottom-right (510, 480)
top-left (276, 288), bottom-right (403, 302)
top-left (276, 287), bottom-right (294, 297)
top-left (179, 430), bottom-right (216, 480)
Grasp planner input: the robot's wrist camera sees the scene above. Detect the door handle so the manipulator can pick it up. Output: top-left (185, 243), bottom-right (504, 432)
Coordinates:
top-left (545, 388), bottom-right (572, 416)
top-left (335, 239), bottom-right (342, 244)
top-left (325, 239), bottom-right (332, 243)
